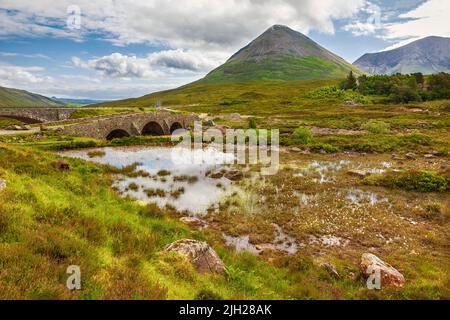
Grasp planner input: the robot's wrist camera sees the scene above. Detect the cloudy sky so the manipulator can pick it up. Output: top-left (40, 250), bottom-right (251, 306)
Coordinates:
top-left (0, 0), bottom-right (449, 100)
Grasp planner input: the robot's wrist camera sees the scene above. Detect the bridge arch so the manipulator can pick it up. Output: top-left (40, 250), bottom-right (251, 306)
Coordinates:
top-left (142, 121), bottom-right (165, 136)
top-left (106, 129), bottom-right (130, 140)
top-left (170, 122), bottom-right (183, 134)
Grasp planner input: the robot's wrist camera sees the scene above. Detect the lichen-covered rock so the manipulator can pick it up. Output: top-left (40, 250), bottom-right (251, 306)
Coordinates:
top-left (360, 253), bottom-right (405, 288)
top-left (164, 239), bottom-right (225, 274)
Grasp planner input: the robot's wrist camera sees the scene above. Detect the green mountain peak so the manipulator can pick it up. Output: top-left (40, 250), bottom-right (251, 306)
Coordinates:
top-left (201, 24), bottom-right (361, 83)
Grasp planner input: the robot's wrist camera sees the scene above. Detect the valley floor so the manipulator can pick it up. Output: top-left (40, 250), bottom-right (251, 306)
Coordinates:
top-left (0, 139), bottom-right (448, 299)
top-left (0, 79), bottom-right (449, 300)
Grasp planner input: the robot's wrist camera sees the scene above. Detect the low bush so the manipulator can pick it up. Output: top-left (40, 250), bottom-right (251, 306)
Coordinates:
top-left (361, 120), bottom-right (391, 134)
top-left (365, 170), bottom-right (449, 192)
top-left (292, 126), bottom-right (313, 145)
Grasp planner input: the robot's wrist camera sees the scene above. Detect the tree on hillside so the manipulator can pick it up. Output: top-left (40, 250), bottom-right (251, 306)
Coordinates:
top-left (412, 73), bottom-right (425, 87)
top-left (340, 71), bottom-right (357, 90)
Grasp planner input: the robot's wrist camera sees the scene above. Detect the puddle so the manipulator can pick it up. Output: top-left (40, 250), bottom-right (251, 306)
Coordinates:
top-left (295, 160), bottom-right (351, 184)
top-left (223, 234), bottom-right (261, 255)
top-left (343, 188), bottom-right (389, 207)
top-left (272, 224), bottom-right (299, 254)
top-left (295, 160), bottom-right (394, 184)
top-left (224, 224), bottom-right (300, 255)
top-left (309, 235), bottom-right (350, 247)
top-left (296, 188), bottom-right (389, 208)
top-left (61, 146), bottom-right (238, 215)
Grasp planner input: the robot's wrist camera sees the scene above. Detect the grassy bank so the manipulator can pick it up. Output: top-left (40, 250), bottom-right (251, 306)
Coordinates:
top-left (1, 142), bottom-right (448, 299)
top-left (0, 143), bottom-right (300, 299)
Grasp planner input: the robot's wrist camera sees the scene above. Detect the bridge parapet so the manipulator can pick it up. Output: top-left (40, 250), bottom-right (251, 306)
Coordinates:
top-left (0, 107), bottom-right (77, 123)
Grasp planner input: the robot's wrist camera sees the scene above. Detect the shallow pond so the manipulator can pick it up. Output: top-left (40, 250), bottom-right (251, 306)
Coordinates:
top-left (61, 146), bottom-right (237, 215)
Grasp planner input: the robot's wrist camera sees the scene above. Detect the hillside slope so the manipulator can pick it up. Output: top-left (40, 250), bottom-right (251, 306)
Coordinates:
top-left (0, 86), bottom-right (62, 107)
top-left (354, 36), bottom-right (450, 75)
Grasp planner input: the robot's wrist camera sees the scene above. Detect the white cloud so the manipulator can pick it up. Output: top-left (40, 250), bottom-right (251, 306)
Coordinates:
top-left (0, 52), bottom-right (50, 59)
top-left (0, 0), bottom-right (366, 53)
top-left (148, 50), bottom-right (217, 72)
top-left (0, 63), bottom-right (48, 86)
top-left (343, 2), bottom-right (382, 36)
top-left (86, 53), bottom-right (159, 78)
top-left (345, 0), bottom-right (450, 50)
top-left (72, 49), bottom-right (220, 79)
top-left (382, 0), bottom-right (450, 41)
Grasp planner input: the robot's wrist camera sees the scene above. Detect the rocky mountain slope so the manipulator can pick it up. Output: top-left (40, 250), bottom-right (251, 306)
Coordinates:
top-left (354, 36), bottom-right (450, 75)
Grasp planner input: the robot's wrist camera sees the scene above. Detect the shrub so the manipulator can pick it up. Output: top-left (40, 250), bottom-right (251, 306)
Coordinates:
top-left (389, 84), bottom-right (421, 103)
top-left (365, 170), bottom-right (449, 192)
top-left (292, 126), bottom-right (313, 145)
top-left (340, 71), bottom-right (357, 90)
top-left (195, 289), bottom-right (224, 300)
top-left (309, 143), bottom-right (340, 153)
top-left (361, 120), bottom-right (391, 134)
top-left (401, 132), bottom-right (433, 146)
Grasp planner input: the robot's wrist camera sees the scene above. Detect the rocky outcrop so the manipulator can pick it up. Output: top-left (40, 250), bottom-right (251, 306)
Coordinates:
top-left (360, 253), bottom-right (405, 288)
top-left (164, 239), bottom-right (225, 274)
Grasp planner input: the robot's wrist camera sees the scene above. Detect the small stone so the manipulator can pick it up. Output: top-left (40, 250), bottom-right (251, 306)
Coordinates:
top-left (0, 179), bottom-right (6, 191)
top-left (424, 154), bottom-right (435, 159)
top-left (209, 172), bottom-right (224, 179)
top-left (21, 125), bottom-right (32, 131)
top-left (343, 100), bottom-right (358, 106)
top-left (224, 170), bottom-right (244, 181)
top-left (347, 169), bottom-right (368, 178)
top-left (405, 152), bottom-right (417, 160)
top-left (179, 217), bottom-right (207, 230)
top-left (360, 253), bottom-right (405, 288)
top-left (40, 124), bottom-right (49, 131)
top-left (164, 239), bottom-right (225, 274)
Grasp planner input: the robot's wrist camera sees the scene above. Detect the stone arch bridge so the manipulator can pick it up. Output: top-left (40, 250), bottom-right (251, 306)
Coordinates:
top-left (58, 111), bottom-right (196, 140)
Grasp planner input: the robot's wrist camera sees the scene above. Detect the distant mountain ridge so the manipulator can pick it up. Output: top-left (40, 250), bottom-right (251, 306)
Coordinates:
top-left (354, 36), bottom-right (450, 75)
top-left (51, 97), bottom-right (108, 106)
top-left (200, 24), bottom-right (361, 83)
top-left (0, 86), bottom-right (62, 107)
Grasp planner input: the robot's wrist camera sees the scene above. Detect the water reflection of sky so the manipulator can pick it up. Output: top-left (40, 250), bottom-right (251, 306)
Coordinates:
top-left (61, 146), bottom-right (238, 215)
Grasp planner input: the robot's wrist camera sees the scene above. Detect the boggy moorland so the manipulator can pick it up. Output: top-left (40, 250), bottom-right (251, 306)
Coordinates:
top-left (0, 76), bottom-right (449, 300)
